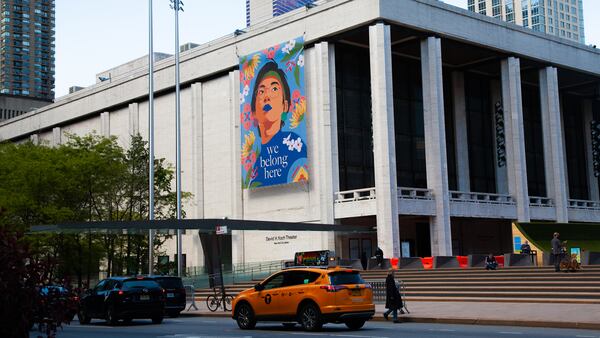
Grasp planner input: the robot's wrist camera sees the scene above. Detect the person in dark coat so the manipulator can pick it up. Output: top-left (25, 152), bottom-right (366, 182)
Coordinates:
top-left (551, 232), bottom-right (561, 272)
top-left (375, 247), bottom-right (384, 268)
top-left (383, 269), bottom-right (402, 323)
top-left (485, 253), bottom-right (498, 270)
top-left (520, 241), bottom-right (531, 255)
top-left (360, 251), bottom-right (368, 270)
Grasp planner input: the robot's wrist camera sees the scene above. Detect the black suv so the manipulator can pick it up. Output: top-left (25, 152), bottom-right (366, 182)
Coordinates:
top-left (78, 277), bottom-right (165, 325)
top-left (149, 276), bottom-right (186, 318)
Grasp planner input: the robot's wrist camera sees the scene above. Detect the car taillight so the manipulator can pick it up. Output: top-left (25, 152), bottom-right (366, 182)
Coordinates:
top-left (320, 285), bottom-right (347, 292)
top-left (118, 290), bottom-right (124, 295)
top-left (73, 296), bottom-right (79, 301)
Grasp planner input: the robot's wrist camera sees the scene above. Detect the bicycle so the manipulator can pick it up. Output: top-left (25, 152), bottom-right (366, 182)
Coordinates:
top-left (206, 287), bottom-right (234, 312)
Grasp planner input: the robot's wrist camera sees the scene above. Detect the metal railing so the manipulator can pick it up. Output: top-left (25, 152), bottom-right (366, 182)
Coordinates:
top-left (529, 196), bottom-right (554, 207)
top-left (183, 260), bottom-right (286, 289)
top-left (398, 187), bottom-right (433, 200)
top-left (568, 199), bottom-right (600, 210)
top-left (335, 187), bottom-right (376, 203)
top-left (450, 191), bottom-right (515, 204)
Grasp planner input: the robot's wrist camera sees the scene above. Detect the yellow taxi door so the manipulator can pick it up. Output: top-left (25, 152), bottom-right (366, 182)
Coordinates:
top-left (279, 271), bottom-right (322, 316)
top-left (253, 272), bottom-right (285, 317)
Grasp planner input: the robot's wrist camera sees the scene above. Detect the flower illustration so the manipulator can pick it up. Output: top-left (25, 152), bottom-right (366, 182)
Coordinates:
top-left (292, 138), bottom-right (303, 152)
top-left (241, 107), bottom-right (252, 130)
top-left (286, 60), bottom-right (296, 72)
top-left (243, 84), bottom-right (250, 97)
top-left (290, 97), bottom-right (306, 129)
top-left (242, 131), bottom-right (256, 158)
top-left (281, 39), bottom-right (296, 54)
top-left (297, 54), bottom-right (304, 67)
top-left (262, 45), bottom-right (279, 59)
top-left (242, 151), bottom-right (257, 171)
top-left (251, 167), bottom-right (258, 179)
top-left (242, 54), bottom-right (261, 81)
top-left (292, 89), bottom-right (301, 103)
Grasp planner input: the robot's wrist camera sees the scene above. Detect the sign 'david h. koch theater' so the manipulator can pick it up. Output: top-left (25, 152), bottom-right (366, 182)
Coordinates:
top-left (1, 0), bottom-right (600, 269)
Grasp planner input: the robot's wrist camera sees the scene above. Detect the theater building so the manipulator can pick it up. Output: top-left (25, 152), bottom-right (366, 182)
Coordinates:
top-left (1, 0), bottom-right (599, 269)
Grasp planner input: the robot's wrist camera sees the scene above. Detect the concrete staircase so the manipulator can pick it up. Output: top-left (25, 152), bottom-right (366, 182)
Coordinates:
top-left (194, 266), bottom-right (600, 304)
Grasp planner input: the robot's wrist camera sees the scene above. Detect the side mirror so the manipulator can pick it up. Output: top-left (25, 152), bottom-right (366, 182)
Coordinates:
top-left (254, 283), bottom-right (264, 292)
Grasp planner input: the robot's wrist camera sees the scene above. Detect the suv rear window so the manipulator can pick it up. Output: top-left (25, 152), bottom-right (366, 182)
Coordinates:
top-left (153, 277), bottom-right (184, 289)
top-left (328, 271), bottom-right (365, 285)
top-left (122, 280), bottom-right (160, 290)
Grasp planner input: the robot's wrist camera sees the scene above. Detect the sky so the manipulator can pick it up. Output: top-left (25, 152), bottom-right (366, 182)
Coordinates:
top-left (54, 0), bottom-right (600, 98)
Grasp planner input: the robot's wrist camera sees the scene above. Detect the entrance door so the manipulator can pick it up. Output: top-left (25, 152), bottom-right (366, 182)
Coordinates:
top-left (416, 222), bottom-right (431, 257)
top-left (349, 238), bottom-right (373, 260)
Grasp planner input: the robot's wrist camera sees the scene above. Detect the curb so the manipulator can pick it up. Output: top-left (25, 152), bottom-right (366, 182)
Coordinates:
top-left (180, 312), bottom-right (600, 331)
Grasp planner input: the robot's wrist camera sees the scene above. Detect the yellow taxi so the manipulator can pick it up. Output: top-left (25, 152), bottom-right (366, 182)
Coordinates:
top-left (231, 267), bottom-right (375, 331)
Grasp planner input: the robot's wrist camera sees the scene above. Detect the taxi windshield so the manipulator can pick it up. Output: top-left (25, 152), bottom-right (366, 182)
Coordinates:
top-left (328, 271), bottom-right (364, 285)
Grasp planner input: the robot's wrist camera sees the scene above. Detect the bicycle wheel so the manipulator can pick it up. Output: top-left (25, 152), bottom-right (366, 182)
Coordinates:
top-left (224, 295), bottom-right (234, 311)
top-left (206, 295), bottom-right (219, 312)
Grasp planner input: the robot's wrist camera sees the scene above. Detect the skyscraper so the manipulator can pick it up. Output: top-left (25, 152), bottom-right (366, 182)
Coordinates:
top-left (467, 0), bottom-right (585, 44)
top-left (0, 0), bottom-right (55, 101)
top-left (246, 0), bottom-right (315, 26)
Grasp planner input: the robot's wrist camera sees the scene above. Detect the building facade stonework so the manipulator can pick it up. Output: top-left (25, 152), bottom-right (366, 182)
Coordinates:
top-left (1, 0), bottom-right (599, 270)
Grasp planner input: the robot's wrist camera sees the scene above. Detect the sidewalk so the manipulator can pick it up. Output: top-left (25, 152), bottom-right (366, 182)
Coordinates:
top-left (181, 301), bottom-right (600, 330)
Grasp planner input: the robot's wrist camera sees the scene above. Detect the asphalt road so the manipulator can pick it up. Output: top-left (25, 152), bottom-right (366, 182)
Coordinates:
top-left (31, 316), bottom-right (600, 338)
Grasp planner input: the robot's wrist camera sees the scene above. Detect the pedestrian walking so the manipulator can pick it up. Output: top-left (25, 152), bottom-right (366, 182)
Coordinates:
top-left (383, 269), bottom-right (402, 323)
top-left (375, 247), bottom-right (384, 268)
top-left (361, 251), bottom-right (368, 270)
top-left (551, 232), bottom-right (561, 272)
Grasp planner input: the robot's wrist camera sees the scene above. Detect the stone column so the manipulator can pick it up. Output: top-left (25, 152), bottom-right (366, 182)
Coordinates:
top-left (539, 66), bottom-right (569, 222)
top-left (230, 71), bottom-right (244, 265)
top-left (52, 127), bottom-right (61, 147)
top-left (191, 82), bottom-right (206, 268)
top-left (369, 23), bottom-right (400, 258)
top-left (100, 111), bottom-right (110, 137)
top-left (583, 99), bottom-right (600, 201)
top-left (421, 37), bottom-right (452, 256)
top-left (314, 42), bottom-right (339, 251)
top-left (128, 103), bottom-right (140, 136)
top-left (452, 71), bottom-right (470, 192)
top-left (501, 57), bottom-right (530, 222)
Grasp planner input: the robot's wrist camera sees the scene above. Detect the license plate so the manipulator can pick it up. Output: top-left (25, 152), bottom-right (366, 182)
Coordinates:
top-left (351, 289), bottom-right (361, 296)
top-left (167, 293), bottom-right (174, 298)
top-left (140, 295), bottom-right (150, 301)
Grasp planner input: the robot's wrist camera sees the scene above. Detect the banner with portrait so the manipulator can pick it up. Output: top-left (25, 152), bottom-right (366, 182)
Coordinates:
top-left (240, 37), bottom-right (308, 189)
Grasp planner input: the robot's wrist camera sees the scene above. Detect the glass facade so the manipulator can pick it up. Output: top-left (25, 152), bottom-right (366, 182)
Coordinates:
top-left (522, 84), bottom-right (546, 197)
top-left (467, 0), bottom-right (583, 43)
top-left (392, 57), bottom-right (427, 188)
top-left (0, 0), bottom-right (55, 100)
top-left (562, 94), bottom-right (588, 199)
top-left (335, 44), bottom-right (375, 191)
top-left (465, 73), bottom-right (496, 193)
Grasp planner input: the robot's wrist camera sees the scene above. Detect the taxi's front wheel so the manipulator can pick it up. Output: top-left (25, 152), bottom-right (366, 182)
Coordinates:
top-left (235, 303), bottom-right (256, 330)
top-left (299, 303), bottom-right (323, 332)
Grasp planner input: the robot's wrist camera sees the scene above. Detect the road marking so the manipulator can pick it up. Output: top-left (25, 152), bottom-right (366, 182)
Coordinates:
top-left (428, 329), bottom-right (456, 332)
top-left (332, 335), bottom-right (389, 338)
top-left (498, 332), bottom-right (523, 335)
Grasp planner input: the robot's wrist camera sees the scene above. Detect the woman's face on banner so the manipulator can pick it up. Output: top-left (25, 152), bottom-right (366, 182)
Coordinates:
top-left (254, 75), bottom-right (288, 126)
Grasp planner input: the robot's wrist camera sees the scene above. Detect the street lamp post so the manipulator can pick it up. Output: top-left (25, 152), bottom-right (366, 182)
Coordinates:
top-left (148, 0), bottom-right (156, 275)
top-left (170, 0), bottom-right (184, 277)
